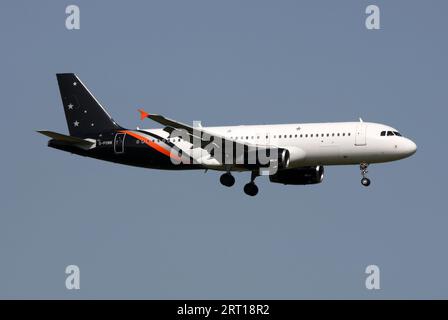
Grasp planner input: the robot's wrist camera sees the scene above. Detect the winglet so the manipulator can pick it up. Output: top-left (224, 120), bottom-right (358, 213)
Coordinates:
top-left (138, 109), bottom-right (149, 120)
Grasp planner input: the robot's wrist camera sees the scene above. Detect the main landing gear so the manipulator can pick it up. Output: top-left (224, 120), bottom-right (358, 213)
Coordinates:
top-left (243, 171), bottom-right (259, 197)
top-left (360, 162), bottom-right (371, 187)
top-left (220, 171), bottom-right (259, 196)
top-left (220, 172), bottom-right (235, 187)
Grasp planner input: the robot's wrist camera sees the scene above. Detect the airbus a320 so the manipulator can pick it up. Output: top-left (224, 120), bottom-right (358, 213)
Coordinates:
top-left (38, 74), bottom-right (417, 196)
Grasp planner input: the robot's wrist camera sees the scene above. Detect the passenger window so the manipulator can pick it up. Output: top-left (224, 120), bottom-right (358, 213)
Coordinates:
top-left (310, 134), bottom-right (313, 137)
top-left (337, 133), bottom-right (340, 136)
top-left (343, 133), bottom-right (345, 136)
top-left (348, 133), bottom-right (351, 136)
top-left (300, 134), bottom-right (303, 138)
top-left (290, 135), bottom-right (292, 138)
top-left (305, 134), bottom-right (308, 138)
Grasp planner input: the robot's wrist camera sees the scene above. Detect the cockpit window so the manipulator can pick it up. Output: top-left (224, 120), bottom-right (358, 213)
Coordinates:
top-left (381, 130), bottom-right (403, 137)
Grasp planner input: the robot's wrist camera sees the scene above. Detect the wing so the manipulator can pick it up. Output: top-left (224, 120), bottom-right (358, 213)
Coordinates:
top-left (138, 109), bottom-right (257, 150)
top-left (138, 109), bottom-right (279, 168)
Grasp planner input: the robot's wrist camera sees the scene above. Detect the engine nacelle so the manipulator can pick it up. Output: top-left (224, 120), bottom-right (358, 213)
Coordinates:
top-left (269, 166), bottom-right (324, 185)
top-left (244, 147), bottom-right (290, 169)
top-left (276, 148), bottom-right (290, 169)
top-left (284, 146), bottom-right (306, 168)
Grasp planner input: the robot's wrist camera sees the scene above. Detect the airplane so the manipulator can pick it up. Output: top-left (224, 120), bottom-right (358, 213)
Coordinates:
top-left (38, 73), bottom-right (417, 196)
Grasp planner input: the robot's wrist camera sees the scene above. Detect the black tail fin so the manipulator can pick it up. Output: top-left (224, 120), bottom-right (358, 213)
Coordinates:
top-left (56, 73), bottom-right (122, 138)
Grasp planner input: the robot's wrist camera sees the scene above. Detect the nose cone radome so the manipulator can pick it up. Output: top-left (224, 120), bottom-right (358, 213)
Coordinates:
top-left (402, 139), bottom-right (417, 157)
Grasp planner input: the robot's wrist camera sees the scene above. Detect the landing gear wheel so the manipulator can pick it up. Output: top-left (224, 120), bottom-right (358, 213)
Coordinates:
top-left (244, 182), bottom-right (259, 196)
top-left (220, 173), bottom-right (235, 187)
top-left (361, 177), bottom-right (371, 187)
top-left (359, 162), bottom-right (371, 187)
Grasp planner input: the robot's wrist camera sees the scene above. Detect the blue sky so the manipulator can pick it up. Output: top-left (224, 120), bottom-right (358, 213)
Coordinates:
top-left (0, 0), bottom-right (447, 298)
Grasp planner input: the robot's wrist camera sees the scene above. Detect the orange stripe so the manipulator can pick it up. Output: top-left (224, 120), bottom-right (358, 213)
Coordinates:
top-left (120, 130), bottom-right (181, 161)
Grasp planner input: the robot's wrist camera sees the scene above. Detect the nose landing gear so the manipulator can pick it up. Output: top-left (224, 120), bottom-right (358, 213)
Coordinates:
top-left (360, 162), bottom-right (371, 187)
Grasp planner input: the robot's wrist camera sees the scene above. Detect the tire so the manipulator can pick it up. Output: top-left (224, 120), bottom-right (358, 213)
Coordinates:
top-left (220, 173), bottom-right (235, 187)
top-left (361, 177), bottom-right (371, 187)
top-left (243, 182), bottom-right (258, 196)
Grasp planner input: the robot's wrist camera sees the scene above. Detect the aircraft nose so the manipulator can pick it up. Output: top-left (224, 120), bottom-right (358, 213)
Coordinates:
top-left (402, 138), bottom-right (417, 157)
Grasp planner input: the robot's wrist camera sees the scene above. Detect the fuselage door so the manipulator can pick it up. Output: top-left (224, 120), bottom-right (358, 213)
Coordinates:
top-left (355, 124), bottom-right (367, 146)
top-left (114, 133), bottom-right (126, 154)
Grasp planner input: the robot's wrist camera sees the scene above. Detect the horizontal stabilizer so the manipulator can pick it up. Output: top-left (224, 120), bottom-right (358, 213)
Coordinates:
top-left (37, 130), bottom-right (95, 150)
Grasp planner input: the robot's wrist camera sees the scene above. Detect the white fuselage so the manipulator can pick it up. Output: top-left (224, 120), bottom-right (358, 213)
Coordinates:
top-left (142, 121), bottom-right (417, 170)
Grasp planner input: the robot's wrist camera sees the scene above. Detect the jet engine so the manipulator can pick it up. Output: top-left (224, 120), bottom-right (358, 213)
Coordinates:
top-left (269, 166), bottom-right (324, 185)
top-left (243, 147), bottom-right (290, 169)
